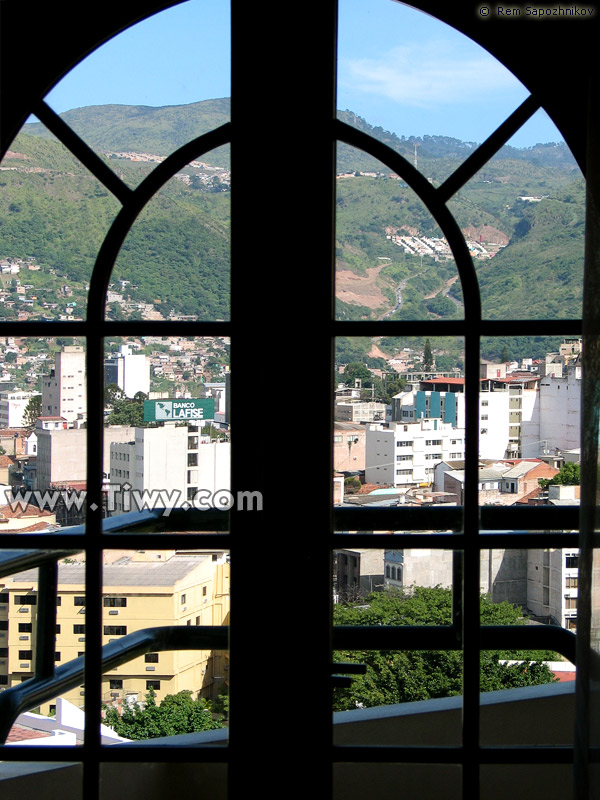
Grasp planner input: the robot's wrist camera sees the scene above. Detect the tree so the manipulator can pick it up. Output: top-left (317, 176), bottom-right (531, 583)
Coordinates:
top-left (423, 339), bottom-right (433, 370)
top-left (332, 587), bottom-right (558, 711)
top-left (22, 394), bottom-right (42, 431)
top-left (104, 382), bottom-right (125, 406)
top-left (342, 361), bottom-right (373, 388)
top-left (107, 395), bottom-right (145, 426)
top-left (501, 345), bottom-right (510, 363)
top-left (103, 689), bottom-right (224, 740)
top-left (539, 461), bottom-right (580, 488)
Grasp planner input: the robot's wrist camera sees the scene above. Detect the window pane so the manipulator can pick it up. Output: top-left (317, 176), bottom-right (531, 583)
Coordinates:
top-left (107, 156), bottom-right (230, 323)
top-left (337, 0), bottom-right (535, 182)
top-left (0, 338), bottom-right (87, 530)
top-left (336, 148), bottom-right (462, 322)
top-left (104, 336), bottom-right (230, 524)
top-left (0, 127), bottom-right (118, 323)
top-left (447, 111), bottom-right (584, 322)
top-left (335, 336), bottom-right (464, 504)
top-left (100, 549), bottom-right (229, 742)
top-left (0, 555), bottom-right (84, 728)
top-left (42, 1), bottom-right (231, 189)
top-left (478, 335), bottom-right (581, 465)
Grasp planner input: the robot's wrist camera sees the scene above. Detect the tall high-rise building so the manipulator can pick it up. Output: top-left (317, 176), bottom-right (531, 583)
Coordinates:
top-left (41, 345), bottom-right (86, 426)
top-left (105, 345), bottom-right (150, 399)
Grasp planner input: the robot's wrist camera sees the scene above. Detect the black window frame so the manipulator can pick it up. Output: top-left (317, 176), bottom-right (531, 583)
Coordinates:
top-left (0, 4), bottom-right (597, 800)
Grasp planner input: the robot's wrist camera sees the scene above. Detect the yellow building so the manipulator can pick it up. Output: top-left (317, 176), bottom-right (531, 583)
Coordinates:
top-left (0, 550), bottom-right (229, 715)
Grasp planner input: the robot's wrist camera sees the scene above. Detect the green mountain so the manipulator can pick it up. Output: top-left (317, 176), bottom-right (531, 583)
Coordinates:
top-left (0, 99), bottom-right (584, 336)
top-left (25, 98), bottom-right (231, 166)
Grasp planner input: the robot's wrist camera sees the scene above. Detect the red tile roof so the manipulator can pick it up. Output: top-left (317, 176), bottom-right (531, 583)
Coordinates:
top-left (5, 724), bottom-right (52, 743)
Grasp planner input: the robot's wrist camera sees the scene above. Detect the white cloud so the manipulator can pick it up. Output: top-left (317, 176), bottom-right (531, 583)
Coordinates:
top-left (339, 40), bottom-right (525, 108)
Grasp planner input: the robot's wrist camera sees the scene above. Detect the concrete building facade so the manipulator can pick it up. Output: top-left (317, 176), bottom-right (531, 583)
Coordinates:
top-left (0, 551), bottom-right (230, 713)
top-left (41, 345), bottom-right (86, 426)
top-left (333, 422), bottom-right (366, 473)
top-left (365, 419), bottom-right (466, 488)
top-left (0, 390), bottom-right (41, 428)
top-left (34, 424), bottom-right (136, 492)
top-left (105, 344), bottom-right (150, 399)
top-left (109, 424), bottom-right (230, 514)
top-left (538, 361), bottom-right (582, 455)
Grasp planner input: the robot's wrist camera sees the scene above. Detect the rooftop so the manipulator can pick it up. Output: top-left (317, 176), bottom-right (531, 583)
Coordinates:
top-left (5, 555), bottom-right (212, 588)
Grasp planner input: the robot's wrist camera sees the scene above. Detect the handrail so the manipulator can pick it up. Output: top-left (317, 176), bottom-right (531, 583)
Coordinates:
top-left (0, 625), bottom-right (229, 744)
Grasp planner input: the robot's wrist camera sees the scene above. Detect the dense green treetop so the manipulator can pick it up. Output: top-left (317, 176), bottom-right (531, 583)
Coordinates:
top-left (332, 587), bottom-right (559, 711)
top-left (103, 688), bottom-right (225, 740)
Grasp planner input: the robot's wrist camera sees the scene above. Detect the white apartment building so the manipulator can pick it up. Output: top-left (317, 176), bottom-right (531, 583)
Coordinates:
top-left (478, 375), bottom-right (541, 459)
top-left (365, 418), bottom-right (466, 488)
top-left (41, 345), bottom-right (86, 425)
top-left (393, 348), bottom-right (581, 461)
top-left (109, 424), bottom-right (230, 514)
top-left (538, 360), bottom-right (581, 454)
top-left (0, 389), bottom-right (41, 428)
top-left (105, 344), bottom-right (150, 398)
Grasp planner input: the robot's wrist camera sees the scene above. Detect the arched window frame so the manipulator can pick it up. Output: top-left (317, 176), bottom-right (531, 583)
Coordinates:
top-left (0, 2), bottom-right (597, 799)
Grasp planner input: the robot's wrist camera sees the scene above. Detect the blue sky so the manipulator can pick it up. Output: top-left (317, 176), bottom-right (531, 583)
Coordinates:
top-left (43, 0), bottom-right (564, 148)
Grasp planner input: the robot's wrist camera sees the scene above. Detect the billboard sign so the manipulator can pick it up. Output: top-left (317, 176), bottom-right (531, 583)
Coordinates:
top-left (144, 398), bottom-right (215, 422)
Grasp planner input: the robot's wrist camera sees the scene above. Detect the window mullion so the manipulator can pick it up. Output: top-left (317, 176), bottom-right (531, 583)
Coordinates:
top-left (230, 1), bottom-right (337, 796)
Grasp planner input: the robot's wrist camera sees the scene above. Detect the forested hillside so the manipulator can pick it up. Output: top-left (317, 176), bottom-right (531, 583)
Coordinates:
top-left (0, 100), bottom-right (584, 348)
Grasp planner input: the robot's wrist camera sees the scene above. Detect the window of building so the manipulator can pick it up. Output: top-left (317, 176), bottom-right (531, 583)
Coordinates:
top-left (146, 680), bottom-right (161, 691)
top-left (145, 653), bottom-right (159, 663)
top-left (109, 679), bottom-right (123, 690)
top-left (103, 597), bottom-right (127, 608)
top-left (103, 626), bottom-right (127, 636)
top-left (74, 596), bottom-right (86, 606)
top-left (14, 595), bottom-right (36, 606)
top-left (18, 650), bottom-right (33, 660)
top-left (73, 624), bottom-right (86, 634)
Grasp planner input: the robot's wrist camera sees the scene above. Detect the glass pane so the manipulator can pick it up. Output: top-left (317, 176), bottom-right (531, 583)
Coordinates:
top-left (100, 763), bottom-right (227, 797)
top-left (336, 148), bottom-right (462, 321)
top-left (480, 547), bottom-right (578, 635)
top-left (0, 556), bottom-right (84, 741)
top-left (478, 335), bottom-right (581, 464)
top-left (104, 336), bottom-right (231, 523)
top-left (1, 338), bottom-right (87, 529)
top-left (108, 160), bottom-right (230, 322)
top-left (101, 549), bottom-right (229, 743)
top-left (42, 1), bottom-right (231, 189)
top-left (337, 0), bottom-right (533, 182)
top-left (447, 110), bottom-right (584, 322)
top-left (335, 337), bottom-right (464, 503)
top-left (0, 122), bottom-right (118, 321)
